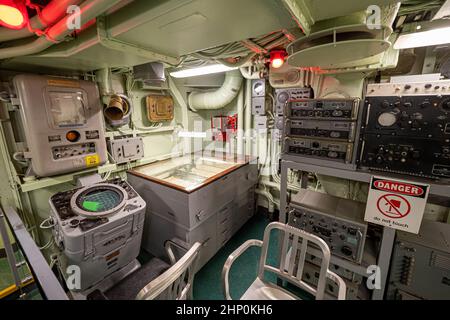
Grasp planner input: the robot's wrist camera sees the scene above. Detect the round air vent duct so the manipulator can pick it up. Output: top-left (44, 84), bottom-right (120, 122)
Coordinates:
top-left (286, 24), bottom-right (392, 69)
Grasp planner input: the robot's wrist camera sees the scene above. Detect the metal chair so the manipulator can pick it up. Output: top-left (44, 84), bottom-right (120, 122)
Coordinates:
top-left (222, 222), bottom-right (346, 300)
top-left (98, 239), bottom-right (202, 300)
top-left (136, 240), bottom-right (202, 300)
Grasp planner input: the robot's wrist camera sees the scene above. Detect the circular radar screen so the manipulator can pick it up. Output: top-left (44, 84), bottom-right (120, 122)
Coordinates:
top-left (78, 188), bottom-right (123, 213)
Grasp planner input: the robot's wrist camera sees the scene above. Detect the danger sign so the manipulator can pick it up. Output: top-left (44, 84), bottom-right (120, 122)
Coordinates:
top-left (364, 176), bottom-right (429, 234)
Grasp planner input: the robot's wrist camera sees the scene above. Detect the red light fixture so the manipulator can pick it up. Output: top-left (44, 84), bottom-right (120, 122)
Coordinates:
top-left (0, 0), bottom-right (28, 30)
top-left (270, 50), bottom-right (287, 69)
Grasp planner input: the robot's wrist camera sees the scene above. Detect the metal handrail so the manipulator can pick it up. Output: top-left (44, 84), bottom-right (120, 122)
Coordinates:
top-left (3, 207), bottom-right (69, 300)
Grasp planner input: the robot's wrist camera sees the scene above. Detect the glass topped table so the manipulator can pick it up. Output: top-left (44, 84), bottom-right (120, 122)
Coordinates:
top-left (128, 152), bottom-right (253, 193)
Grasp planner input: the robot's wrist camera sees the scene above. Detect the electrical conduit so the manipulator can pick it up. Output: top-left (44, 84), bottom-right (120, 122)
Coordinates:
top-left (0, 0), bottom-right (83, 42)
top-left (0, 0), bottom-right (121, 59)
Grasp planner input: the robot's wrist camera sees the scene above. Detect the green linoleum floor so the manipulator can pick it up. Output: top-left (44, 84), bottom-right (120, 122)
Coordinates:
top-left (193, 213), bottom-right (280, 300)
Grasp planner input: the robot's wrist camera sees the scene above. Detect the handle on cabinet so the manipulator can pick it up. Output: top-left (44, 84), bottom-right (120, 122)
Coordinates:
top-left (219, 206), bottom-right (229, 214)
top-left (196, 210), bottom-right (208, 221)
top-left (202, 237), bottom-right (211, 247)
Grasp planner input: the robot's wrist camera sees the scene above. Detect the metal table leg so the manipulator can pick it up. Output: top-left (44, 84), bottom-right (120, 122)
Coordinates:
top-left (371, 226), bottom-right (396, 300)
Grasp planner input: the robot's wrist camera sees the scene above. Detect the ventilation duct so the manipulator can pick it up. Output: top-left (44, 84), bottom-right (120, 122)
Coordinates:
top-left (286, 3), bottom-right (400, 69)
top-left (188, 70), bottom-right (243, 111)
top-left (286, 24), bottom-right (391, 69)
top-left (133, 62), bottom-right (166, 87)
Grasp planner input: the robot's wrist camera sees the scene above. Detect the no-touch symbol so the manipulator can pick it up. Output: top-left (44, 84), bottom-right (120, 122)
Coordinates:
top-left (376, 194), bottom-right (411, 219)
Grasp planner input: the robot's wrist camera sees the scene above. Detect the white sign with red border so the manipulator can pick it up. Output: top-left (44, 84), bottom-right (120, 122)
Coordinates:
top-left (364, 176), bottom-right (430, 234)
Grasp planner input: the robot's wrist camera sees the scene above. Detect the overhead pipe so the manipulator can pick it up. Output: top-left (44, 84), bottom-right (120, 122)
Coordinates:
top-left (236, 87), bottom-right (244, 156)
top-left (0, 0), bottom-right (83, 43)
top-left (217, 52), bottom-right (256, 68)
top-left (240, 66), bottom-right (265, 79)
top-left (0, 0), bottom-right (121, 60)
top-left (188, 70), bottom-right (243, 111)
top-left (244, 79), bottom-right (252, 156)
top-left (95, 68), bottom-right (113, 97)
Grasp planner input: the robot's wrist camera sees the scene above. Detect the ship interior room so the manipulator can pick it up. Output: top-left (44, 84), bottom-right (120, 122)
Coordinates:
top-left (0, 0), bottom-right (450, 303)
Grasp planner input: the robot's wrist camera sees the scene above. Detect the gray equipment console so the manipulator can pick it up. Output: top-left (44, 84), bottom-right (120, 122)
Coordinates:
top-left (288, 190), bottom-right (368, 263)
top-left (282, 98), bottom-right (362, 170)
top-left (387, 220), bottom-right (450, 300)
top-left (13, 74), bottom-right (107, 177)
top-left (50, 178), bottom-right (146, 293)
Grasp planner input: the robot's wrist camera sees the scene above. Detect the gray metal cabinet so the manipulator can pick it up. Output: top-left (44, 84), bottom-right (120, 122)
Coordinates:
top-left (127, 159), bottom-right (257, 270)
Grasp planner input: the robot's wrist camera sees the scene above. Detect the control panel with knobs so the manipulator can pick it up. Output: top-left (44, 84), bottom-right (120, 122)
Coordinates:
top-left (360, 134), bottom-right (450, 178)
top-left (366, 80), bottom-right (450, 96)
top-left (287, 190), bottom-right (368, 264)
top-left (360, 82), bottom-right (450, 179)
top-left (363, 96), bottom-right (450, 139)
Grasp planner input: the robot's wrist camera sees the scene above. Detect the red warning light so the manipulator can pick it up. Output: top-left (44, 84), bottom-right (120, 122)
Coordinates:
top-left (0, 0), bottom-right (28, 30)
top-left (270, 50), bottom-right (287, 69)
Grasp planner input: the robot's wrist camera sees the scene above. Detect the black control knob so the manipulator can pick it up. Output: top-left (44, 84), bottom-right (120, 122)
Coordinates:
top-left (403, 101), bottom-right (412, 108)
top-left (341, 246), bottom-right (353, 256)
top-left (404, 84), bottom-right (411, 90)
top-left (442, 100), bottom-right (450, 110)
top-left (411, 120), bottom-right (421, 128)
top-left (424, 84), bottom-right (432, 89)
top-left (420, 100), bottom-right (431, 108)
top-left (69, 219), bottom-right (80, 228)
top-left (412, 150), bottom-right (421, 159)
top-left (394, 100), bottom-right (401, 108)
top-left (381, 101), bottom-right (390, 108)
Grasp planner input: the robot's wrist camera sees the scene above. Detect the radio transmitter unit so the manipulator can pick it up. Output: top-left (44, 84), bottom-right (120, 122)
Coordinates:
top-left (274, 87), bottom-right (312, 114)
top-left (284, 137), bottom-right (354, 163)
top-left (285, 119), bottom-right (357, 142)
top-left (287, 98), bottom-right (360, 121)
top-left (282, 97), bottom-right (362, 169)
top-left (360, 81), bottom-right (450, 179)
top-left (288, 190), bottom-right (368, 264)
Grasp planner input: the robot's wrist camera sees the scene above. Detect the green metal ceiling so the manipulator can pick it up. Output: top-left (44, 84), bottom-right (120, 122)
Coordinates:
top-left (1, 0), bottom-right (404, 72)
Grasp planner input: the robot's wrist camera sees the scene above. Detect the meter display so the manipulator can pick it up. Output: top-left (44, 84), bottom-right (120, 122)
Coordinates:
top-left (48, 91), bottom-right (87, 128)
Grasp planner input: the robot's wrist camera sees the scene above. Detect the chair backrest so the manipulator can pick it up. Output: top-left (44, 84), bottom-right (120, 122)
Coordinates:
top-left (136, 242), bottom-right (202, 300)
top-left (258, 222), bottom-right (332, 300)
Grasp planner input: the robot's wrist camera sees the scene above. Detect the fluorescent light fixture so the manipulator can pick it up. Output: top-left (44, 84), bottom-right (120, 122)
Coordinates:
top-left (170, 64), bottom-right (238, 78)
top-left (394, 26), bottom-right (450, 49)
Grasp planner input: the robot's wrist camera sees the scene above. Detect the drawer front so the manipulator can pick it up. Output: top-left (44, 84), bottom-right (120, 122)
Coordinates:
top-left (217, 227), bottom-right (232, 247)
top-left (187, 215), bottom-right (218, 271)
top-left (127, 174), bottom-right (190, 227)
top-left (236, 164), bottom-right (258, 194)
top-left (217, 203), bottom-right (233, 233)
top-left (188, 173), bottom-right (237, 228)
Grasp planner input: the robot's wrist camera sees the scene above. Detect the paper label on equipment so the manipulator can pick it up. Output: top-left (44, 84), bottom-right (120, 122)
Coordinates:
top-left (47, 79), bottom-right (80, 87)
top-left (364, 176), bottom-right (429, 234)
top-left (85, 154), bottom-right (100, 167)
